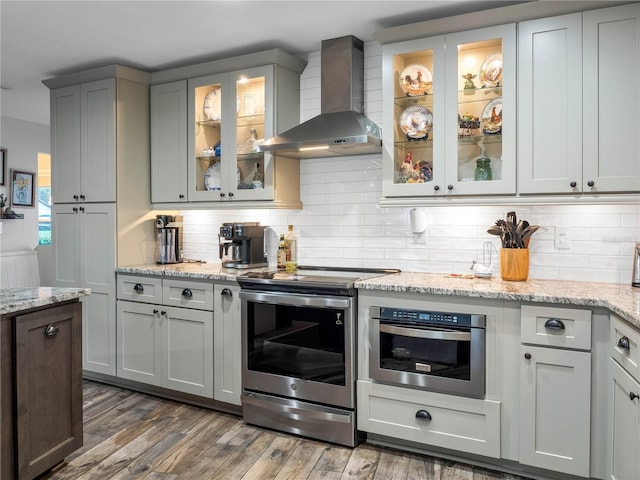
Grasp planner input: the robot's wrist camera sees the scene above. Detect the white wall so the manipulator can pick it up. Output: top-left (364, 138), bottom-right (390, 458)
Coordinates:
top-left (180, 41), bottom-right (640, 285)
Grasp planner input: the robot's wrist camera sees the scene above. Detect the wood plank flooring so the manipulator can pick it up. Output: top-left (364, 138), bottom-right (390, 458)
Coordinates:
top-left (39, 381), bottom-right (532, 480)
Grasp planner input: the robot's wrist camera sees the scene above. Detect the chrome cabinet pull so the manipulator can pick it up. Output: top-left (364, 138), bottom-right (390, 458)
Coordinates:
top-left (44, 324), bottom-right (59, 337)
top-left (618, 336), bottom-right (630, 350)
top-left (544, 318), bottom-right (565, 331)
top-left (415, 409), bottom-right (432, 421)
top-left (182, 288), bottom-right (193, 298)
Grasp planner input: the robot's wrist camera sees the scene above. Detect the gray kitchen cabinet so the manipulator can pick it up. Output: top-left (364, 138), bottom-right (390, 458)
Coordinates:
top-left (381, 23), bottom-right (516, 201)
top-left (52, 203), bottom-right (116, 375)
top-left (609, 314), bottom-right (640, 480)
top-left (117, 275), bottom-right (214, 398)
top-left (149, 49), bottom-right (306, 209)
top-left (213, 283), bottom-right (242, 405)
top-left (45, 65), bottom-right (154, 376)
top-left (518, 3), bottom-right (640, 194)
top-left (519, 305), bottom-right (592, 478)
top-left (150, 80), bottom-right (188, 203)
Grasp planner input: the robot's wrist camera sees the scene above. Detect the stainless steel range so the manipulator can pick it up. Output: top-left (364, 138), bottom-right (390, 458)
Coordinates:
top-left (238, 266), bottom-right (399, 447)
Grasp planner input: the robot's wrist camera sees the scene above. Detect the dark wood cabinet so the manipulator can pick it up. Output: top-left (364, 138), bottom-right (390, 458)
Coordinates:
top-left (2, 301), bottom-right (83, 479)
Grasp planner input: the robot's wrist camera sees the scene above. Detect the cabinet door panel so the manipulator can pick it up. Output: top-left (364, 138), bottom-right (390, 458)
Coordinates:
top-left (610, 359), bottom-right (640, 480)
top-left (52, 205), bottom-right (81, 288)
top-left (82, 204), bottom-right (116, 295)
top-left (583, 4), bottom-right (640, 193)
top-left (214, 284), bottom-right (242, 405)
top-left (518, 14), bottom-right (583, 194)
top-left (519, 345), bottom-right (591, 477)
top-left (15, 303), bottom-right (83, 479)
top-left (81, 78), bottom-right (116, 202)
top-left (51, 86), bottom-right (81, 203)
top-left (151, 81), bottom-right (188, 203)
top-left (162, 306), bottom-right (213, 398)
top-left (84, 292), bottom-right (116, 375)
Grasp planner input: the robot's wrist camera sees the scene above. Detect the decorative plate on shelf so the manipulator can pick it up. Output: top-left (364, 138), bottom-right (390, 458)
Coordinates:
top-left (399, 64), bottom-right (433, 96)
top-left (203, 89), bottom-right (221, 121)
top-left (204, 162), bottom-right (221, 191)
top-left (479, 53), bottom-right (502, 88)
top-left (481, 97), bottom-right (502, 134)
top-left (399, 105), bottom-right (433, 140)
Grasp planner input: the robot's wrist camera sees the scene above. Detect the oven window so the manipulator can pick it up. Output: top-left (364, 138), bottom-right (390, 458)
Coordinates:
top-left (379, 324), bottom-right (471, 380)
top-left (246, 302), bottom-right (346, 385)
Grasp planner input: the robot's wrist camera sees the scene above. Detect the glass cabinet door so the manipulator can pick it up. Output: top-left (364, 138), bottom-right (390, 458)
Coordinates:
top-left (188, 72), bottom-right (228, 201)
top-left (444, 24), bottom-right (516, 195)
top-left (382, 36), bottom-right (445, 198)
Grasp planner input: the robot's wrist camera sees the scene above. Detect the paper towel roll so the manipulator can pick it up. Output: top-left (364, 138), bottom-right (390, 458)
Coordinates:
top-left (410, 208), bottom-right (426, 233)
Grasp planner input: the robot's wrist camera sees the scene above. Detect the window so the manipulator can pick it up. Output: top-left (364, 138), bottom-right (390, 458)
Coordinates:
top-left (38, 153), bottom-right (51, 245)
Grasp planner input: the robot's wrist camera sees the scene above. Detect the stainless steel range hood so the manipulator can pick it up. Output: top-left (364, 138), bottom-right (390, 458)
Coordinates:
top-left (258, 36), bottom-right (382, 159)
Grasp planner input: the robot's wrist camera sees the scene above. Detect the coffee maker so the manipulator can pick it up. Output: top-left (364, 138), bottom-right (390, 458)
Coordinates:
top-left (155, 215), bottom-right (183, 264)
top-left (219, 222), bottom-right (268, 268)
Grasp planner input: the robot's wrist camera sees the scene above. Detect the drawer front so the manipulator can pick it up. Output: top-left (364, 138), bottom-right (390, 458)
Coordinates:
top-left (117, 275), bottom-right (162, 303)
top-left (611, 314), bottom-right (640, 382)
top-left (521, 304), bottom-right (591, 350)
top-left (357, 381), bottom-right (500, 459)
top-left (162, 279), bottom-right (214, 311)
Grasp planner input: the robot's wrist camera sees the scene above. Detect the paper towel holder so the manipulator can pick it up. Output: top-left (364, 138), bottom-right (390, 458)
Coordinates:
top-left (410, 208), bottom-right (426, 234)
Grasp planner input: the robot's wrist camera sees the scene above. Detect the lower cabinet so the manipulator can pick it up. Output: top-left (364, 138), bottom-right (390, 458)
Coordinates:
top-left (609, 359), bottom-right (640, 480)
top-left (1, 302), bottom-right (83, 480)
top-left (117, 300), bottom-right (214, 398)
top-left (213, 283), bottom-right (242, 405)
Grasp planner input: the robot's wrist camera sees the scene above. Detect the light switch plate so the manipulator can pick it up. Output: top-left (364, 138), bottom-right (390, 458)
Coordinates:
top-left (555, 226), bottom-right (570, 250)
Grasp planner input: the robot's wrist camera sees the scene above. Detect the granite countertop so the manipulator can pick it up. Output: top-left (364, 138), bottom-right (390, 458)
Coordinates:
top-left (0, 287), bottom-right (91, 316)
top-left (117, 264), bottom-right (640, 329)
top-left (356, 272), bottom-right (640, 329)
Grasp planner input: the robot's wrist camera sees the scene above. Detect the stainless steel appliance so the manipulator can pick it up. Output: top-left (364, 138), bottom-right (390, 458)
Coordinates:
top-left (369, 306), bottom-right (486, 398)
top-left (632, 241), bottom-right (640, 287)
top-left (218, 222), bottom-right (268, 269)
top-left (155, 215), bottom-right (183, 264)
top-left (238, 266), bottom-right (399, 447)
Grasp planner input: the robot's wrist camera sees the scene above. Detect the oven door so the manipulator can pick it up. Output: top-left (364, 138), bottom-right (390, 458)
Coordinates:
top-left (240, 290), bottom-right (354, 409)
top-left (369, 318), bottom-right (485, 398)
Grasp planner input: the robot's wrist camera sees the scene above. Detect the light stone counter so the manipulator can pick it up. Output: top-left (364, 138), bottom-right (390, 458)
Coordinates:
top-left (0, 287), bottom-right (91, 316)
top-left (117, 264), bottom-right (640, 329)
top-left (356, 272), bottom-right (640, 329)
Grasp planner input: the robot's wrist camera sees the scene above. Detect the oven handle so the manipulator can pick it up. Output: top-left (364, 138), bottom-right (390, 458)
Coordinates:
top-left (379, 323), bottom-right (471, 342)
top-left (239, 290), bottom-right (351, 309)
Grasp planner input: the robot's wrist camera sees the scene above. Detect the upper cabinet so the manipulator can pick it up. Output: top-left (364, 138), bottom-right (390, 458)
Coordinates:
top-left (150, 49), bottom-right (306, 208)
top-left (518, 4), bottom-right (640, 194)
top-left (381, 24), bottom-right (516, 200)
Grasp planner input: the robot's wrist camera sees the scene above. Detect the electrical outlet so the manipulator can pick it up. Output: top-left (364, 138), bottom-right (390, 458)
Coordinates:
top-left (555, 226), bottom-right (570, 250)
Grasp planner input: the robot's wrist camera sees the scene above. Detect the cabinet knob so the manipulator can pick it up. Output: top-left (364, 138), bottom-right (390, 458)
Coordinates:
top-left (434, 185), bottom-right (440, 191)
top-left (618, 336), bottom-right (630, 350)
top-left (220, 192), bottom-right (226, 198)
top-left (153, 309), bottom-right (159, 314)
top-left (221, 288), bottom-right (233, 297)
top-left (73, 207), bottom-right (78, 213)
top-left (587, 180), bottom-right (595, 187)
top-left (631, 392), bottom-right (639, 401)
top-left (182, 288), bottom-right (193, 298)
top-left (415, 409), bottom-right (432, 421)
top-left (79, 206), bottom-right (85, 213)
top-left (80, 194), bottom-right (85, 200)
top-left (179, 194), bottom-right (185, 199)
top-left (73, 195), bottom-right (79, 200)
top-left (570, 181), bottom-right (577, 188)
top-left (133, 283), bottom-right (144, 293)
top-left (228, 192), bottom-right (234, 197)
top-left (161, 310), bottom-right (167, 316)
top-left (544, 318), bottom-right (565, 331)
top-left (447, 185), bottom-right (453, 191)
top-left (524, 352), bottom-right (532, 360)
top-left (44, 324), bottom-right (59, 337)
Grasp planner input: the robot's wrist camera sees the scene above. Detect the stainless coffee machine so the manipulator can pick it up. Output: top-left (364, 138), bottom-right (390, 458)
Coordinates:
top-left (219, 222), bottom-right (268, 268)
top-left (155, 215), bottom-right (183, 264)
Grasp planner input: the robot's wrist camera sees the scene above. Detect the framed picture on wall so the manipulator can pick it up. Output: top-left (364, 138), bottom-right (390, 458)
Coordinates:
top-left (11, 169), bottom-right (35, 207)
top-left (0, 148), bottom-right (6, 186)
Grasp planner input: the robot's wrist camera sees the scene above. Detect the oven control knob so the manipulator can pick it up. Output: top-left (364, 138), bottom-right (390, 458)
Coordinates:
top-left (415, 409), bottom-right (432, 421)
top-left (290, 383), bottom-right (297, 391)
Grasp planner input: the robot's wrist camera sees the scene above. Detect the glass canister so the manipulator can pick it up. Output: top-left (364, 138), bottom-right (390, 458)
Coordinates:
top-left (474, 157), bottom-right (492, 181)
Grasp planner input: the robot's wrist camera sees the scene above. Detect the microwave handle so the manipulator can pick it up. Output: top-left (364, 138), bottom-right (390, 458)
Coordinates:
top-left (379, 323), bottom-right (471, 342)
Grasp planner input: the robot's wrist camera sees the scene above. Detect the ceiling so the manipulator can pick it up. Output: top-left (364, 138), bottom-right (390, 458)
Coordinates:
top-left (1, 0), bottom-right (523, 126)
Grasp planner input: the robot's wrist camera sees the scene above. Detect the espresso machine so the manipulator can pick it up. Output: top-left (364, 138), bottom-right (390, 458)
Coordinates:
top-left (219, 222), bottom-right (268, 268)
top-left (155, 215), bottom-right (183, 264)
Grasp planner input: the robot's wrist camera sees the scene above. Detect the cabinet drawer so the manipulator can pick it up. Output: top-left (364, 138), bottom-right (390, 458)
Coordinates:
top-left (357, 381), bottom-right (500, 459)
top-left (117, 275), bottom-right (162, 303)
top-left (611, 314), bottom-right (640, 382)
top-left (162, 279), bottom-right (214, 311)
top-left (521, 304), bottom-right (591, 350)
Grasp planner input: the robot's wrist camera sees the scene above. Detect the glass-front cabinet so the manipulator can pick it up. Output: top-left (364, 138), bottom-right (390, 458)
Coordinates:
top-left (188, 65), bottom-right (275, 202)
top-left (382, 24), bottom-right (515, 199)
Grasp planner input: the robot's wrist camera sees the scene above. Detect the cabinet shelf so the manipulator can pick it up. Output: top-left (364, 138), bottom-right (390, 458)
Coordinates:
top-left (196, 120), bottom-right (221, 128)
top-left (458, 134), bottom-right (502, 145)
top-left (394, 94), bottom-right (434, 109)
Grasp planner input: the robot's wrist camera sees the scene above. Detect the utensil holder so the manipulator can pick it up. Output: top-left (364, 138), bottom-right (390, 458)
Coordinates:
top-left (500, 248), bottom-right (529, 281)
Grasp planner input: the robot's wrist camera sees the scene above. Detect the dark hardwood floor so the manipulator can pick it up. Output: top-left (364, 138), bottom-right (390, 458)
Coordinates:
top-left (39, 381), bottom-right (532, 480)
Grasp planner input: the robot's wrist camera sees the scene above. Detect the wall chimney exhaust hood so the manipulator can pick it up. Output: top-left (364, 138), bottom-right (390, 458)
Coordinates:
top-left (258, 36), bottom-right (382, 159)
